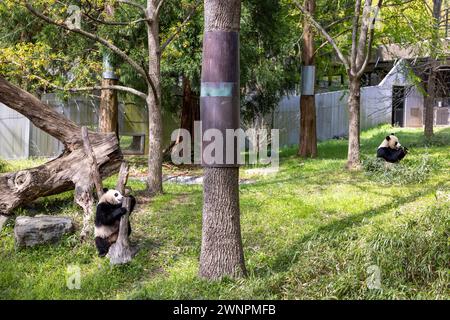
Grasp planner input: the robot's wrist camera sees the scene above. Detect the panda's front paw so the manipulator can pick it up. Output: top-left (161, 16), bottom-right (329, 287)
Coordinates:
top-left (119, 207), bottom-right (128, 216)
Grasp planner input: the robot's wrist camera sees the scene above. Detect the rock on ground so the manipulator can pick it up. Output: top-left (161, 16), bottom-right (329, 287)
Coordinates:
top-left (14, 215), bottom-right (74, 247)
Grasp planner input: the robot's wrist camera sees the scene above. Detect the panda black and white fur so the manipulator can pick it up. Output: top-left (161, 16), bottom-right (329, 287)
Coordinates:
top-left (94, 188), bottom-right (136, 257)
top-left (376, 134), bottom-right (408, 163)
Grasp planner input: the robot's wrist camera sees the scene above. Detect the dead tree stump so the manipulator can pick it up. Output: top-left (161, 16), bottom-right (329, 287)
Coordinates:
top-left (107, 162), bottom-right (138, 264)
top-left (107, 197), bottom-right (137, 264)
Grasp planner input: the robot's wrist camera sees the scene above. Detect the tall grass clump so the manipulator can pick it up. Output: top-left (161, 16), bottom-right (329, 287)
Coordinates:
top-left (281, 201), bottom-right (450, 299)
top-left (362, 152), bottom-right (437, 185)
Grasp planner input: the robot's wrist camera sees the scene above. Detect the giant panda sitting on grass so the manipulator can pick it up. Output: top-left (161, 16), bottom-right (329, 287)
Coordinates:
top-left (94, 188), bottom-right (136, 257)
top-left (377, 133), bottom-right (408, 163)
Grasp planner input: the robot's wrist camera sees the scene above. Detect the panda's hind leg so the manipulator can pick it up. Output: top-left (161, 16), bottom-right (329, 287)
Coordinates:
top-left (95, 237), bottom-right (111, 257)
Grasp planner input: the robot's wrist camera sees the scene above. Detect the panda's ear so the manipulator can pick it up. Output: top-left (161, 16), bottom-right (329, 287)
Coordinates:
top-left (391, 133), bottom-right (395, 136)
top-left (103, 188), bottom-right (109, 193)
top-left (385, 135), bottom-right (391, 141)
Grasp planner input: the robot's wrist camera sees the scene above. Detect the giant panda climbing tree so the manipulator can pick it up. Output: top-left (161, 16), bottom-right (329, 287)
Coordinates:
top-left (0, 77), bottom-right (122, 239)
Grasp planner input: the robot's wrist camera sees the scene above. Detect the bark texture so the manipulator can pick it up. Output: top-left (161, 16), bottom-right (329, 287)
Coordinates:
top-left (99, 78), bottom-right (119, 135)
top-left (299, 96), bottom-right (317, 157)
top-left (424, 0), bottom-right (442, 137)
top-left (0, 78), bottom-right (122, 238)
top-left (298, 0), bottom-right (317, 158)
top-left (146, 1), bottom-right (163, 195)
top-left (108, 162), bottom-right (137, 264)
top-left (199, 167), bottom-right (246, 279)
top-left (347, 77), bottom-right (361, 169)
top-left (424, 65), bottom-right (437, 138)
top-left (199, 0), bottom-right (246, 280)
top-left (179, 77), bottom-right (200, 143)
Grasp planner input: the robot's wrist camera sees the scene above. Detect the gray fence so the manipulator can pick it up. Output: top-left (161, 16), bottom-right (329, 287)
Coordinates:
top-left (273, 60), bottom-right (414, 147)
top-left (0, 92), bottom-right (180, 160)
top-left (0, 103), bottom-right (30, 159)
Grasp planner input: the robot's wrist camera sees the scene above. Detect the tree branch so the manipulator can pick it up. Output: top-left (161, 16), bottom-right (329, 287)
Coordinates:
top-left (31, 75), bottom-right (147, 100)
top-left (0, 77), bottom-right (81, 149)
top-left (314, 28), bottom-right (353, 57)
top-left (65, 85), bottom-right (147, 100)
top-left (82, 12), bottom-right (148, 26)
top-left (355, 0), bottom-right (373, 71)
top-left (351, 0), bottom-right (362, 76)
top-left (155, 0), bottom-right (166, 19)
top-left (160, 0), bottom-right (201, 54)
top-left (24, 3), bottom-right (154, 94)
top-left (324, 15), bottom-right (353, 30)
top-left (294, 0), bottom-right (350, 71)
top-left (356, 0), bottom-right (383, 77)
top-left (117, 0), bottom-right (146, 12)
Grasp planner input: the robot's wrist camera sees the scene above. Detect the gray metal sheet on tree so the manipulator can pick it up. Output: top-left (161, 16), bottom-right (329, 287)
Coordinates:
top-left (200, 31), bottom-right (240, 167)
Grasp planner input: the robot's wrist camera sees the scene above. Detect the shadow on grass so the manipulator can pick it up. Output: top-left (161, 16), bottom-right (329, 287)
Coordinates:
top-left (260, 182), bottom-right (443, 275)
top-left (244, 168), bottom-right (366, 192)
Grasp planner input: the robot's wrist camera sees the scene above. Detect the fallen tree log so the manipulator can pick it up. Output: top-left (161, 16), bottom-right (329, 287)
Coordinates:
top-left (0, 77), bottom-right (122, 237)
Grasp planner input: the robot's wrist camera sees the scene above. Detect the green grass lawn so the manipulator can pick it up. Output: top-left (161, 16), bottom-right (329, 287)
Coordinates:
top-left (0, 125), bottom-right (449, 299)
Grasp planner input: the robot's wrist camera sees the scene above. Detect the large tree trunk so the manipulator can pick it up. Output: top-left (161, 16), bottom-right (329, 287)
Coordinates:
top-left (298, 0), bottom-right (317, 158)
top-left (199, 0), bottom-right (246, 280)
top-left (0, 78), bottom-right (122, 236)
top-left (146, 1), bottom-right (163, 195)
top-left (199, 167), bottom-right (246, 279)
top-left (347, 76), bottom-right (361, 169)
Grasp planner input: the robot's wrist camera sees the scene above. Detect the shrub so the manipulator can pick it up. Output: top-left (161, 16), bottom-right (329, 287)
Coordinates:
top-left (362, 152), bottom-right (437, 185)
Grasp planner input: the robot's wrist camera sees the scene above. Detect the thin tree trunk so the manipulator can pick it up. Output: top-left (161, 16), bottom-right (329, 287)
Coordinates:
top-left (146, 1), bottom-right (163, 195)
top-left (424, 66), bottom-right (436, 138)
top-left (424, 0), bottom-right (442, 138)
top-left (180, 76), bottom-right (200, 141)
top-left (347, 76), bottom-right (361, 169)
top-left (171, 76), bottom-right (200, 159)
top-left (199, 0), bottom-right (246, 280)
top-left (99, 78), bottom-right (119, 135)
top-left (298, 0), bottom-right (317, 158)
